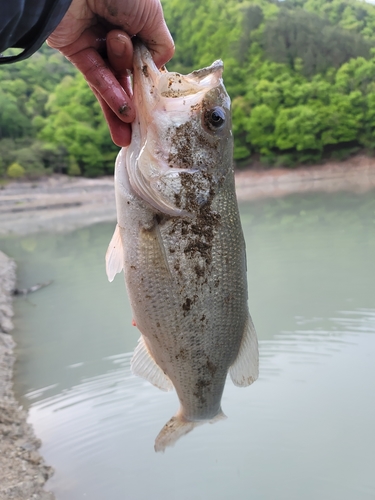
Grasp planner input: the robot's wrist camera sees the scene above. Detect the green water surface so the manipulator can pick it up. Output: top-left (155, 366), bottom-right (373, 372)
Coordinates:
top-left (1, 190), bottom-right (374, 500)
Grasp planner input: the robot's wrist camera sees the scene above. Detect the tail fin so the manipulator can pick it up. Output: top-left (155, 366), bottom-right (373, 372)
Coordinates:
top-left (154, 409), bottom-right (226, 453)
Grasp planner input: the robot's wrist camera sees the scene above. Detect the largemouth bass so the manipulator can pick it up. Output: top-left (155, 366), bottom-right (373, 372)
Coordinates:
top-left (106, 42), bottom-right (258, 452)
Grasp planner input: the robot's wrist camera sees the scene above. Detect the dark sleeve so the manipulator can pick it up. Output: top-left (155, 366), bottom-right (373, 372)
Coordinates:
top-left (0, 0), bottom-right (73, 64)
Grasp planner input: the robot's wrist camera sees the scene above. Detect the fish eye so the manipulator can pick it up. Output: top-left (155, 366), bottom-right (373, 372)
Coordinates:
top-left (205, 107), bottom-right (226, 130)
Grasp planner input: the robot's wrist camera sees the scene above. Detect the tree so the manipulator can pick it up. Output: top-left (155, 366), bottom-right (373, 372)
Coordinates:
top-left (7, 162), bottom-right (25, 178)
top-left (38, 74), bottom-right (118, 176)
top-left (263, 8), bottom-right (373, 77)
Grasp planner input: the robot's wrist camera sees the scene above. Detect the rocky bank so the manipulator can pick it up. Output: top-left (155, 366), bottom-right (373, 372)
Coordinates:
top-left (0, 252), bottom-right (54, 500)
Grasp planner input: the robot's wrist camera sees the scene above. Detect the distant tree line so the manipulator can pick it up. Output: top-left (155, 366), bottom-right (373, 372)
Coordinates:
top-left (2, 0), bottom-right (375, 177)
top-left (165, 0), bottom-right (375, 166)
top-left (0, 46), bottom-right (118, 178)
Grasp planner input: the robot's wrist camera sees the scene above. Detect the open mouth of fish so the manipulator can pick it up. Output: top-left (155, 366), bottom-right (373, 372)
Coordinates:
top-left (126, 40), bottom-right (232, 218)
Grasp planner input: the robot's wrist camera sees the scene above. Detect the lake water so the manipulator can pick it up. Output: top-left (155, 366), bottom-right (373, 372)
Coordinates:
top-left (1, 191), bottom-right (375, 500)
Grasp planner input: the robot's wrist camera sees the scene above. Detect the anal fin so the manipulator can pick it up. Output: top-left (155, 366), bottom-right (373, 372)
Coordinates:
top-left (229, 314), bottom-right (259, 387)
top-left (131, 335), bottom-right (173, 392)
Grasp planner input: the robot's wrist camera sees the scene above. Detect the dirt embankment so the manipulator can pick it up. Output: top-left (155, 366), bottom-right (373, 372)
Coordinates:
top-left (0, 175), bottom-right (116, 236)
top-left (0, 252), bottom-right (54, 499)
top-left (235, 155), bottom-right (375, 201)
top-left (1, 155), bottom-right (375, 237)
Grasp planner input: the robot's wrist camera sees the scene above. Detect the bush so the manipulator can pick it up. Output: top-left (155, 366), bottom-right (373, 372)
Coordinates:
top-left (67, 157), bottom-right (82, 176)
top-left (7, 162), bottom-right (26, 178)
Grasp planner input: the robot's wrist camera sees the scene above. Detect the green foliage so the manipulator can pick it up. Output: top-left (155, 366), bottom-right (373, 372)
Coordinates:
top-left (0, 137), bottom-right (68, 178)
top-left (4, 0), bottom-right (375, 175)
top-left (7, 162), bottom-right (25, 178)
top-left (0, 45), bottom-right (114, 178)
top-left (37, 73), bottom-right (118, 177)
top-left (263, 9), bottom-right (373, 77)
top-left (0, 89), bottom-right (32, 138)
top-left (67, 157), bottom-right (82, 176)
top-left (299, 0), bottom-right (375, 40)
top-left (233, 5), bottom-right (264, 63)
top-left (161, 0), bottom-right (375, 166)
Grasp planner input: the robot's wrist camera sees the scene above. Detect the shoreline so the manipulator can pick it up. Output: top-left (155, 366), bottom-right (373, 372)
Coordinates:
top-left (1, 155), bottom-right (375, 236)
top-left (0, 156), bottom-right (375, 498)
top-left (235, 155), bottom-right (375, 200)
top-left (0, 252), bottom-right (54, 499)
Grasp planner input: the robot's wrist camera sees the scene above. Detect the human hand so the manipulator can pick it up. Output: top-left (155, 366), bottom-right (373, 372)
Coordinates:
top-left (47, 0), bottom-right (174, 146)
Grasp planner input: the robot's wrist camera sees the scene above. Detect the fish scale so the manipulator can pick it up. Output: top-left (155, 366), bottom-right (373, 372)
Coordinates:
top-left (106, 41), bottom-right (259, 452)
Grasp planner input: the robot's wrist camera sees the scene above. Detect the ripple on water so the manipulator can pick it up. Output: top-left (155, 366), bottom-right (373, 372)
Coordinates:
top-left (22, 309), bottom-right (375, 500)
top-left (2, 193), bottom-right (375, 500)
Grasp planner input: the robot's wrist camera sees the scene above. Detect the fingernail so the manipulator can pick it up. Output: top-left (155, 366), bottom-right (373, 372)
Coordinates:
top-left (118, 103), bottom-right (130, 115)
top-left (108, 34), bottom-right (127, 58)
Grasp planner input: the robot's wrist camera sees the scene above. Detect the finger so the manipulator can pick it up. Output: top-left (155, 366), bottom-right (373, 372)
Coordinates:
top-left (106, 30), bottom-right (133, 73)
top-left (49, 26), bottom-right (135, 124)
top-left (88, 0), bottom-right (175, 68)
top-left (137, 18), bottom-right (175, 69)
top-left (106, 30), bottom-right (134, 98)
top-left (67, 45), bottom-right (136, 124)
top-left (90, 85), bottom-right (132, 147)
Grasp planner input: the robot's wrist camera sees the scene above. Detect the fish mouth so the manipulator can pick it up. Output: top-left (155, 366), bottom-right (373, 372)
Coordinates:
top-left (132, 40), bottom-right (224, 118)
top-left (125, 41), bottom-right (229, 217)
top-left (132, 40), bottom-right (161, 109)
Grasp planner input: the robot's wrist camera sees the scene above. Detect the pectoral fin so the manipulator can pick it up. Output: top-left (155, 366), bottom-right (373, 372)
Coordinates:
top-left (131, 335), bottom-right (173, 392)
top-left (229, 314), bottom-right (259, 387)
top-left (105, 224), bottom-right (124, 282)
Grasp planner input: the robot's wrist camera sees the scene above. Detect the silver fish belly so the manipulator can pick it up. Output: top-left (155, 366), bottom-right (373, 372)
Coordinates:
top-left (106, 42), bottom-right (258, 452)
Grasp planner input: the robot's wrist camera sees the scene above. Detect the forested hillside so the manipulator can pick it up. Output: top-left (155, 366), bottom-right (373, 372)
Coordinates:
top-left (2, 0), bottom-right (375, 177)
top-left (0, 46), bottom-right (118, 178)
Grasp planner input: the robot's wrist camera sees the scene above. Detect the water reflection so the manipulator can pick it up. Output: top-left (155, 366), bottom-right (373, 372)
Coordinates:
top-left (22, 307), bottom-right (375, 500)
top-left (0, 191), bottom-right (374, 500)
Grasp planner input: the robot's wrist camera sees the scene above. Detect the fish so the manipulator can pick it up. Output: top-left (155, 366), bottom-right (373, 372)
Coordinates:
top-left (106, 42), bottom-right (259, 452)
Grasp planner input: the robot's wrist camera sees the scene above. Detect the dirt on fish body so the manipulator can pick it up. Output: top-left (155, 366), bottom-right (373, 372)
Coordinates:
top-left (106, 42), bottom-right (259, 452)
